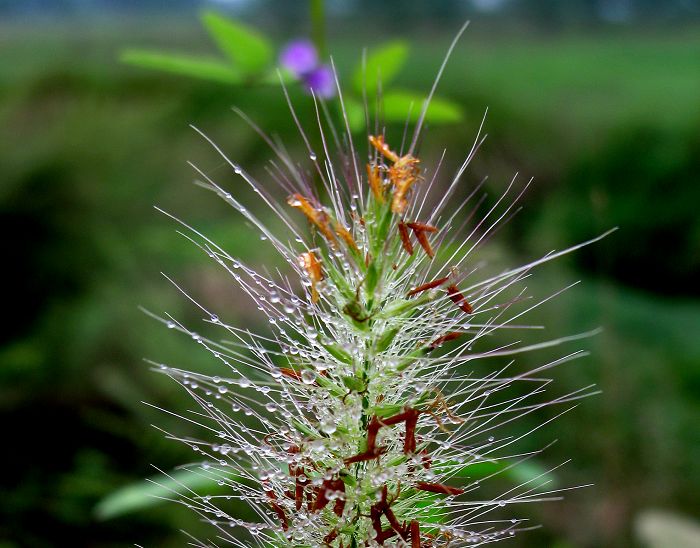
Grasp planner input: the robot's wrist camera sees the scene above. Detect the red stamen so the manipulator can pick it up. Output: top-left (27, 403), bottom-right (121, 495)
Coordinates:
top-left (414, 229), bottom-right (435, 258)
top-left (405, 222), bottom-right (438, 233)
top-left (398, 222), bottom-right (414, 255)
top-left (415, 481), bottom-right (465, 496)
top-left (407, 275), bottom-right (450, 297)
top-left (420, 449), bottom-right (432, 469)
top-left (428, 331), bottom-right (463, 350)
top-left (263, 485), bottom-right (289, 531)
top-left (404, 222), bottom-right (438, 258)
top-left (410, 520), bottom-right (421, 548)
top-left (323, 528), bottom-right (339, 544)
top-left (404, 412), bottom-right (418, 454)
top-left (446, 284), bottom-right (473, 314)
top-left (279, 367), bottom-right (302, 381)
top-left (295, 471), bottom-right (306, 510)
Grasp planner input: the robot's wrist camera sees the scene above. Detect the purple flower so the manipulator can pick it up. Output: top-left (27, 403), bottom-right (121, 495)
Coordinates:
top-left (279, 39), bottom-right (336, 98)
top-left (303, 65), bottom-right (335, 99)
top-left (279, 39), bottom-right (318, 76)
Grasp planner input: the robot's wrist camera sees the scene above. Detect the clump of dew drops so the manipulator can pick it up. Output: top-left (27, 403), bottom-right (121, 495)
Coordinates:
top-left (147, 26), bottom-right (613, 548)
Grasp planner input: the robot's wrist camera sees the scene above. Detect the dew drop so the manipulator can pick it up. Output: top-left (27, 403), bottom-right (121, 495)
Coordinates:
top-left (300, 370), bottom-right (316, 385)
top-left (238, 377), bottom-right (251, 388)
top-left (320, 418), bottom-right (337, 434)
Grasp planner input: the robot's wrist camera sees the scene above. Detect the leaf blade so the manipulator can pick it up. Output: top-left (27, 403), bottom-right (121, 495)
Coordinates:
top-left (200, 10), bottom-right (273, 76)
top-left (94, 469), bottom-right (233, 520)
top-left (353, 41), bottom-right (409, 95)
top-left (120, 49), bottom-right (242, 84)
top-left (381, 89), bottom-right (463, 124)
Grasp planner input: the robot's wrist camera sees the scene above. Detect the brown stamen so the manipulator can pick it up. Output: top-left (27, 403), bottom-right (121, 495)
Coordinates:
top-left (406, 222), bottom-right (437, 258)
top-left (311, 478), bottom-right (346, 515)
top-left (263, 481), bottom-right (289, 531)
top-left (379, 408), bottom-right (421, 455)
top-left (295, 471), bottom-right (307, 510)
top-left (428, 331), bottom-right (463, 350)
top-left (398, 221), bottom-right (414, 255)
top-left (410, 520), bottom-right (421, 548)
top-left (405, 222), bottom-right (438, 233)
top-left (407, 275), bottom-right (450, 297)
top-left (446, 284), bottom-right (473, 314)
top-left (415, 481), bottom-right (464, 496)
top-left (323, 528), bottom-right (339, 545)
top-left (279, 367), bottom-right (302, 381)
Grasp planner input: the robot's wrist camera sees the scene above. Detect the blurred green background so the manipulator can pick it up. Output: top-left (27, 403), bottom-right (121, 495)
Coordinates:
top-left (1, 0), bottom-right (699, 546)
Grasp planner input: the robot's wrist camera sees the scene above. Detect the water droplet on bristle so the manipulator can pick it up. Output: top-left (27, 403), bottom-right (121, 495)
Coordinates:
top-left (301, 370), bottom-right (316, 384)
top-left (320, 418), bottom-right (337, 434)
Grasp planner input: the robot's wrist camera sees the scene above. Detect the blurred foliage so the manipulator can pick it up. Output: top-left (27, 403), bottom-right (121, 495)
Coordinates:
top-left (120, 10), bottom-right (463, 131)
top-left (0, 13), bottom-right (699, 548)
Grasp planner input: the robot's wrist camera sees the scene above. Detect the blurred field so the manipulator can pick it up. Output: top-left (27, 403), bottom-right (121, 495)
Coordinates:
top-left (1, 16), bottom-right (699, 547)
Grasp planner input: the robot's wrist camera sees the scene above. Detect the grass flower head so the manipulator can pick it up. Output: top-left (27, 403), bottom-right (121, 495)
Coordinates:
top-left (149, 28), bottom-right (611, 547)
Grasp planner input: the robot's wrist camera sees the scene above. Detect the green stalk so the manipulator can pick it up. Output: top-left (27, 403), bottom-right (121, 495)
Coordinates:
top-left (310, 0), bottom-right (327, 57)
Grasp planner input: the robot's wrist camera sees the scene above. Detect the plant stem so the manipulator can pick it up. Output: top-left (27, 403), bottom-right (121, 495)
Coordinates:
top-left (310, 0), bottom-right (327, 57)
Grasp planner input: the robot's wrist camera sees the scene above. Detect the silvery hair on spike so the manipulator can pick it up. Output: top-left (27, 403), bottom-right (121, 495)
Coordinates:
top-left (146, 24), bottom-right (612, 547)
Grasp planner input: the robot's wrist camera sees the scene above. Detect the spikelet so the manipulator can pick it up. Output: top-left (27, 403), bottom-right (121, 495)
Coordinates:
top-left (147, 26), bottom-right (613, 547)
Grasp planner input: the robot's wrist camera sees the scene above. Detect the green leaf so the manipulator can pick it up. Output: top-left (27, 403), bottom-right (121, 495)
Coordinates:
top-left (200, 10), bottom-right (273, 76)
top-left (447, 459), bottom-right (558, 487)
top-left (381, 90), bottom-right (463, 124)
top-left (353, 41), bottom-right (409, 95)
top-left (94, 469), bottom-right (232, 520)
top-left (120, 49), bottom-right (241, 84)
top-left (342, 96), bottom-right (366, 133)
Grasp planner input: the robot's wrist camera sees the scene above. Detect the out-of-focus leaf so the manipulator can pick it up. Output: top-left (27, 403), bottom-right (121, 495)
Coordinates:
top-left (200, 10), bottom-right (273, 76)
top-left (258, 68), bottom-right (296, 86)
top-left (381, 90), bottom-right (462, 124)
top-left (441, 459), bottom-right (558, 487)
top-left (353, 41), bottom-right (409, 95)
top-left (94, 469), bottom-right (232, 520)
top-left (342, 96), bottom-right (366, 133)
top-left (120, 49), bottom-right (241, 84)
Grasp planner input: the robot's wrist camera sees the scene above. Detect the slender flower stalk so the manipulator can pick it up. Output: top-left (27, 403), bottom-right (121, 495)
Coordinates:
top-left (147, 29), bottom-right (613, 548)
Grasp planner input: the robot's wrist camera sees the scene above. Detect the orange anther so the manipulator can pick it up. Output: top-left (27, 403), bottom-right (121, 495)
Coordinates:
top-left (287, 193), bottom-right (337, 245)
top-left (298, 251), bottom-right (324, 303)
top-left (367, 163), bottom-right (385, 203)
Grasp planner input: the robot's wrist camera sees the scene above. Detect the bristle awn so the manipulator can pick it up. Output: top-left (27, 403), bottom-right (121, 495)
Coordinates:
top-left (146, 24), bottom-right (611, 547)
top-left (408, 20), bottom-right (470, 156)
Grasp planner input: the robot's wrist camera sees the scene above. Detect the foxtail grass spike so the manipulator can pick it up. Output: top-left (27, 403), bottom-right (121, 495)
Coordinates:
top-left (147, 27), bottom-right (610, 547)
